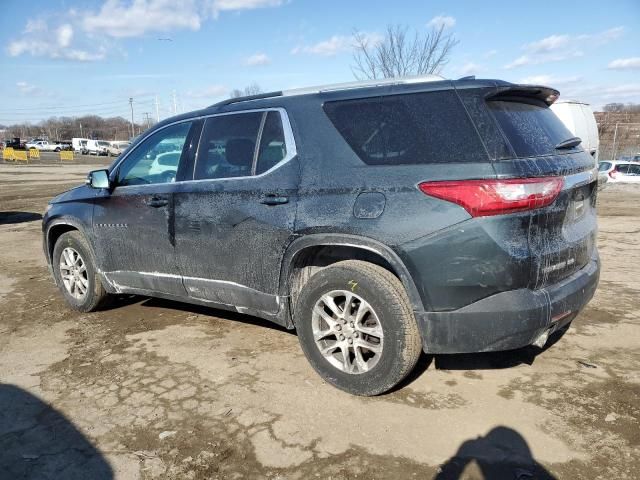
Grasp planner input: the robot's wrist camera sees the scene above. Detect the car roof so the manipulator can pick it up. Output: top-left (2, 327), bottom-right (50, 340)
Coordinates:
top-left (151, 76), bottom-right (556, 128)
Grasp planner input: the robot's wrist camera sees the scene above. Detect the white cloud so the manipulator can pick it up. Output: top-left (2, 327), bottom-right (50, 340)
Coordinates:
top-left (83, 0), bottom-right (202, 38)
top-left (601, 83), bottom-right (640, 99)
top-left (56, 24), bottom-right (74, 48)
top-left (608, 57), bottom-right (640, 70)
top-left (504, 26), bottom-right (624, 69)
top-left (81, 0), bottom-right (285, 38)
top-left (291, 35), bottom-right (351, 56)
top-left (427, 14), bottom-right (456, 30)
top-left (483, 49), bottom-right (497, 59)
top-left (292, 32), bottom-right (382, 57)
top-left (7, 17), bottom-right (106, 61)
top-left (524, 34), bottom-right (570, 53)
top-left (517, 74), bottom-right (582, 86)
top-left (16, 81), bottom-right (39, 94)
top-left (459, 62), bottom-right (484, 76)
top-left (186, 85), bottom-right (228, 98)
top-left (244, 52), bottom-right (270, 66)
top-left (210, 0), bottom-right (283, 15)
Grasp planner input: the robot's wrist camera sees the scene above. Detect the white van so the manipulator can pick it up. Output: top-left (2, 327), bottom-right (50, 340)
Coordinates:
top-left (72, 138), bottom-right (90, 153)
top-left (551, 100), bottom-right (599, 165)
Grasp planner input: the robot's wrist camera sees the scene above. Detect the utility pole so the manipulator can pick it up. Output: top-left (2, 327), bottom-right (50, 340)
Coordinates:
top-left (79, 122), bottom-right (83, 138)
top-left (612, 122), bottom-right (619, 160)
top-left (155, 95), bottom-right (160, 122)
top-left (143, 112), bottom-right (151, 129)
top-left (172, 90), bottom-right (177, 114)
top-left (129, 97), bottom-right (135, 138)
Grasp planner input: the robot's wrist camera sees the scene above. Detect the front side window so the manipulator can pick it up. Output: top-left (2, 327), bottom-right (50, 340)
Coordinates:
top-left (194, 112), bottom-right (262, 180)
top-left (117, 122), bottom-right (192, 186)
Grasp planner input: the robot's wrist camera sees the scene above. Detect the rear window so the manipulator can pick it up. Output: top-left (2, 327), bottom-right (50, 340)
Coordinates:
top-left (488, 99), bottom-right (577, 157)
top-left (323, 91), bottom-right (487, 165)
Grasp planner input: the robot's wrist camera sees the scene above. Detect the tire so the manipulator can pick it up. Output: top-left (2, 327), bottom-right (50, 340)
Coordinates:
top-left (52, 231), bottom-right (109, 312)
top-left (295, 260), bottom-right (422, 396)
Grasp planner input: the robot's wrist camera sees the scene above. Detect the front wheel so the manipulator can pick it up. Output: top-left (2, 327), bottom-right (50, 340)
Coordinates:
top-left (295, 260), bottom-right (422, 396)
top-left (52, 231), bottom-right (109, 312)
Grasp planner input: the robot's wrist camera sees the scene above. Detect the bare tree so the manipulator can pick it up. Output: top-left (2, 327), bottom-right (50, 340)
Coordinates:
top-left (230, 83), bottom-right (263, 98)
top-left (351, 24), bottom-right (458, 80)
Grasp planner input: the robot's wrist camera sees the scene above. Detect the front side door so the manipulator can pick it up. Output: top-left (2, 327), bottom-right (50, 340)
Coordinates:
top-left (92, 120), bottom-right (197, 295)
top-left (174, 109), bottom-right (298, 314)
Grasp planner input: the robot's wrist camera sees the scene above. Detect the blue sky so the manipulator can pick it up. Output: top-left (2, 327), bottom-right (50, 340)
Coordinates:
top-left (1, 0), bottom-right (639, 124)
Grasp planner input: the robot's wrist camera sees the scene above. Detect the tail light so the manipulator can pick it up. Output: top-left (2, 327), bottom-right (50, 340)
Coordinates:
top-left (609, 168), bottom-right (618, 178)
top-left (418, 177), bottom-right (564, 217)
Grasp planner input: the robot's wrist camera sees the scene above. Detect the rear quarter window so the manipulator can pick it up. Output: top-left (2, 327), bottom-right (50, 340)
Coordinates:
top-left (488, 99), bottom-right (577, 157)
top-left (323, 90), bottom-right (487, 165)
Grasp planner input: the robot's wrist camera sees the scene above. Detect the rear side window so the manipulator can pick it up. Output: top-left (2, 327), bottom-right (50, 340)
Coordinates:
top-left (628, 164), bottom-right (640, 175)
top-left (616, 164), bottom-right (631, 174)
top-left (488, 100), bottom-right (576, 157)
top-left (323, 91), bottom-right (487, 165)
top-left (194, 112), bottom-right (262, 180)
top-left (598, 162), bottom-right (611, 172)
top-left (256, 111), bottom-right (287, 175)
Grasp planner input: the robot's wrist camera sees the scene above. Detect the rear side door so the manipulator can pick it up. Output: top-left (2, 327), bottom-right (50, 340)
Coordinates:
top-left (92, 120), bottom-right (198, 295)
top-left (174, 109), bottom-right (298, 314)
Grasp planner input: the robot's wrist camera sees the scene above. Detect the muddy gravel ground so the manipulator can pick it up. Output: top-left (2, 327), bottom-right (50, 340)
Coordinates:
top-left (0, 162), bottom-right (638, 480)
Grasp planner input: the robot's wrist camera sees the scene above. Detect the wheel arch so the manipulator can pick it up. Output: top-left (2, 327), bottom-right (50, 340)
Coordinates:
top-left (45, 218), bottom-right (92, 265)
top-left (280, 234), bottom-right (424, 319)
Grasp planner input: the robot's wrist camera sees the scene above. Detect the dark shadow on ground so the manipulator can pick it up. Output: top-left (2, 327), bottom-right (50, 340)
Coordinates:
top-left (434, 426), bottom-right (556, 479)
top-left (0, 384), bottom-right (113, 479)
top-left (395, 325), bottom-right (571, 391)
top-left (0, 211), bottom-right (43, 225)
top-left (112, 295), bottom-right (295, 335)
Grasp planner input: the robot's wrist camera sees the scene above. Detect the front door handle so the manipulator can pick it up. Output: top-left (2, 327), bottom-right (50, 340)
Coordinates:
top-left (260, 194), bottom-right (289, 206)
top-left (146, 196), bottom-right (168, 208)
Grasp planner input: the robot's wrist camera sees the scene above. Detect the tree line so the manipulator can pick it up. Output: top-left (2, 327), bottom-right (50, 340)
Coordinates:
top-left (1, 115), bottom-right (146, 142)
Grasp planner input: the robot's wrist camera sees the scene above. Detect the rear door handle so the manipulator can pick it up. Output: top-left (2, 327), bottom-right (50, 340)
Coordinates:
top-left (260, 194), bottom-right (289, 205)
top-left (146, 195), bottom-right (168, 208)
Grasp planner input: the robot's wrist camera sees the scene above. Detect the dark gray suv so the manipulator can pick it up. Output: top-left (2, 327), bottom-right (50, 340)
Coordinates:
top-left (43, 76), bottom-right (600, 395)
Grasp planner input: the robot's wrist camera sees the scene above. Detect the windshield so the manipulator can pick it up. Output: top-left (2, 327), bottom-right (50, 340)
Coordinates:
top-left (488, 99), bottom-right (578, 157)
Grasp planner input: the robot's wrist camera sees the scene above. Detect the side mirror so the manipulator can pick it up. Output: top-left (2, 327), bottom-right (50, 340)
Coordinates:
top-left (86, 169), bottom-right (111, 189)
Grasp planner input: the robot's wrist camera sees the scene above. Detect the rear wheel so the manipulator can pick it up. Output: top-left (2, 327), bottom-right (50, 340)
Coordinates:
top-left (52, 231), bottom-right (108, 312)
top-left (295, 260), bottom-right (422, 395)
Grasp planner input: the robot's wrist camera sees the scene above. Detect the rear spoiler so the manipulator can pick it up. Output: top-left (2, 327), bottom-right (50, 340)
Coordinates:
top-left (486, 85), bottom-right (560, 106)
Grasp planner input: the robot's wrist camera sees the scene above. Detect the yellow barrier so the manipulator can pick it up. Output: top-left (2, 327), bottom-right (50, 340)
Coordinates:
top-left (59, 150), bottom-right (74, 161)
top-left (28, 148), bottom-right (40, 159)
top-left (2, 147), bottom-right (15, 162)
top-left (13, 150), bottom-right (29, 162)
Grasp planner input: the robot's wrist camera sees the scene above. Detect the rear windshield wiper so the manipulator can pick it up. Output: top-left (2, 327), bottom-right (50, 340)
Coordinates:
top-left (555, 137), bottom-right (582, 150)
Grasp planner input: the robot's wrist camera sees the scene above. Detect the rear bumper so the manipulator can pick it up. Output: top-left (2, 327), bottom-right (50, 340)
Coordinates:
top-left (415, 254), bottom-right (599, 353)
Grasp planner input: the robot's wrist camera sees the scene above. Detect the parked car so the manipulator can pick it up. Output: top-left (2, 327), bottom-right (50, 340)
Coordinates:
top-left (598, 160), bottom-right (640, 183)
top-left (551, 99), bottom-right (599, 165)
top-left (25, 140), bottom-right (65, 151)
top-left (106, 141), bottom-right (130, 157)
top-left (85, 140), bottom-right (110, 156)
top-left (4, 137), bottom-right (26, 149)
top-left (42, 76), bottom-right (600, 395)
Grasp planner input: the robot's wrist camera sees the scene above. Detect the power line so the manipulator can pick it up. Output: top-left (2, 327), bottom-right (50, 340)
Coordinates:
top-left (3, 95), bottom-right (155, 112)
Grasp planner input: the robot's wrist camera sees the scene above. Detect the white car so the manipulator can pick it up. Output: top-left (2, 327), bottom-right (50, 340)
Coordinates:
top-left (598, 161), bottom-right (640, 183)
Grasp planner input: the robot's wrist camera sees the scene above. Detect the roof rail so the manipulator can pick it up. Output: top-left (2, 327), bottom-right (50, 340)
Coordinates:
top-left (282, 74), bottom-right (446, 97)
top-left (210, 90), bottom-right (282, 108)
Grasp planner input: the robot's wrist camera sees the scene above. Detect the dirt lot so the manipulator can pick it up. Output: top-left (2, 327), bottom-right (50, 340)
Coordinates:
top-left (0, 161), bottom-right (638, 479)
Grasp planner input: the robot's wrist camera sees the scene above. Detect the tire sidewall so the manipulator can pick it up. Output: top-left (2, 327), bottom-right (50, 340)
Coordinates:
top-left (296, 265), bottom-right (412, 395)
top-left (52, 232), bottom-right (100, 311)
